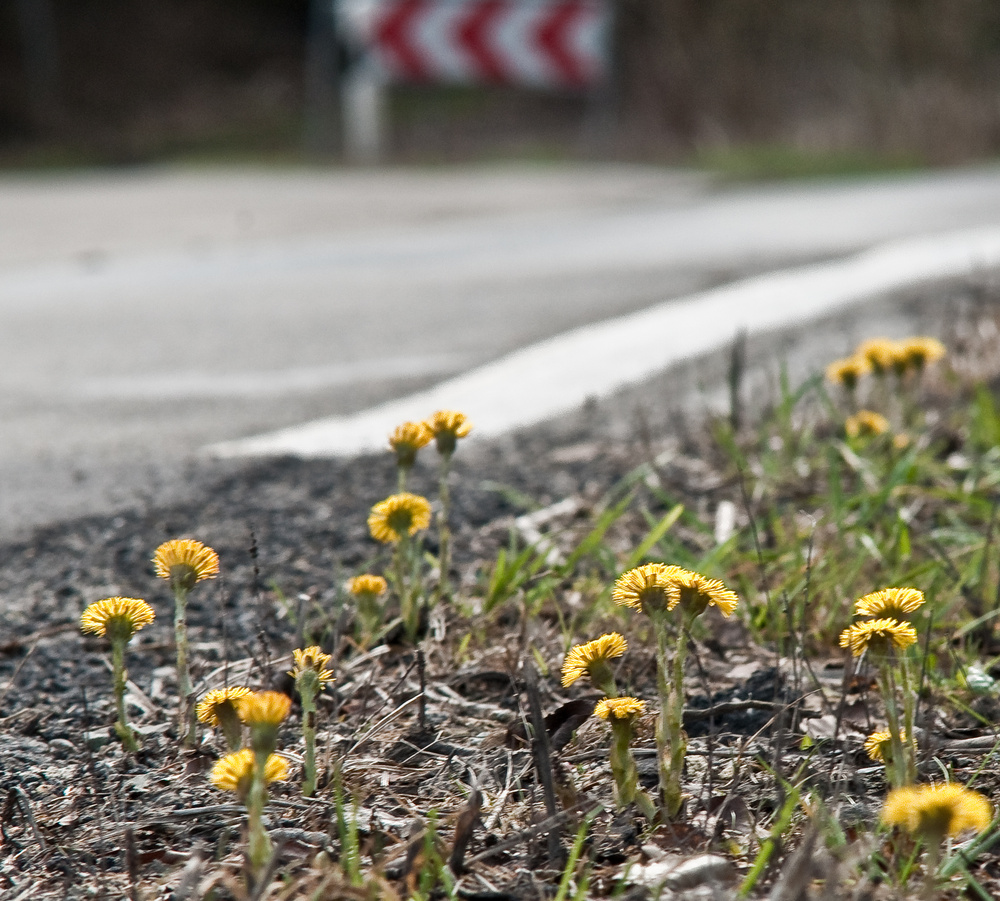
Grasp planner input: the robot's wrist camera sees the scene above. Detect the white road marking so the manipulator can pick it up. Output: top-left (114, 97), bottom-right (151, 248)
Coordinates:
top-left (207, 225), bottom-right (1000, 459)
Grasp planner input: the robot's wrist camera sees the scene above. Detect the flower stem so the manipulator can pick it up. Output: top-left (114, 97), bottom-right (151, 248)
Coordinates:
top-left (666, 622), bottom-right (689, 818)
top-left (395, 536), bottom-right (420, 642)
top-left (300, 685), bottom-right (318, 797)
top-left (436, 453), bottom-right (453, 603)
top-left (653, 616), bottom-right (686, 819)
top-left (218, 704), bottom-right (243, 751)
top-left (247, 750), bottom-right (273, 873)
top-left (111, 638), bottom-right (138, 752)
top-left (173, 585), bottom-right (196, 746)
top-left (898, 654), bottom-right (917, 784)
top-left (879, 661), bottom-right (908, 788)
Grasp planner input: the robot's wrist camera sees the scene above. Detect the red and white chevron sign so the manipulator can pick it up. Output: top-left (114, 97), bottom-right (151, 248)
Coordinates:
top-left (344, 0), bottom-right (610, 90)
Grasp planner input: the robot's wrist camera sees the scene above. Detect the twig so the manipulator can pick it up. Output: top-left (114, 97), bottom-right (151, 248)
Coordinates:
top-left (346, 693), bottom-right (423, 756)
top-left (0, 639), bottom-right (40, 710)
top-left (465, 801), bottom-right (601, 866)
top-left (523, 662), bottom-right (563, 866)
top-left (5, 783), bottom-right (47, 853)
top-left (124, 826), bottom-right (140, 901)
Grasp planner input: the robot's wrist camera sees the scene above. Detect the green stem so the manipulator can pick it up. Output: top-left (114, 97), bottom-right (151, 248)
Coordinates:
top-left (111, 638), bottom-right (138, 752)
top-left (898, 654), bottom-right (917, 784)
top-left (173, 585), bottom-right (196, 746)
top-left (218, 704), bottom-right (243, 751)
top-left (653, 615), bottom-right (686, 818)
top-left (247, 750), bottom-right (273, 872)
top-left (300, 685), bottom-right (317, 797)
top-left (879, 662), bottom-right (907, 788)
top-left (607, 717), bottom-right (654, 820)
top-left (921, 837), bottom-right (942, 901)
top-left (437, 453), bottom-right (453, 603)
top-left (397, 465), bottom-right (408, 493)
top-left (356, 593), bottom-right (382, 647)
top-left (396, 535), bottom-right (420, 642)
top-left (665, 623), bottom-right (689, 818)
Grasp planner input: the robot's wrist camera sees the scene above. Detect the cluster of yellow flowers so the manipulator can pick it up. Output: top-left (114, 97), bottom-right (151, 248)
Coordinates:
top-left (826, 336), bottom-right (946, 388)
top-left (561, 563), bottom-right (741, 820)
top-left (388, 410), bottom-right (473, 466)
top-left (839, 587), bottom-right (922, 657)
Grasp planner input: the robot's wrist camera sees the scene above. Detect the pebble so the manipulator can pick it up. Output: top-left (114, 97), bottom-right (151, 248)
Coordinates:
top-left (664, 854), bottom-right (736, 890)
top-left (48, 738), bottom-right (76, 758)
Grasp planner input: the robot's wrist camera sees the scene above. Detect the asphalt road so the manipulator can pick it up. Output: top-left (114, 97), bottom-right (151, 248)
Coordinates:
top-left (3, 162), bottom-right (1000, 539)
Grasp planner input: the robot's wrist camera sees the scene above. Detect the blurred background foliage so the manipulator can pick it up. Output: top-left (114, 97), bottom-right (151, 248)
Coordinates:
top-left (3, 0), bottom-right (1000, 169)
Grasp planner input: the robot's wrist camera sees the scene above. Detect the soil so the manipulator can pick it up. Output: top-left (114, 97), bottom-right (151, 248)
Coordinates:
top-left (5, 296), bottom-right (1000, 899)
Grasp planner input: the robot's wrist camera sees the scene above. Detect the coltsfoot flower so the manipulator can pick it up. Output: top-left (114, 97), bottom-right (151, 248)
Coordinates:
top-left (855, 587), bottom-right (925, 620)
top-left (210, 748), bottom-right (288, 799)
top-left (856, 338), bottom-right (903, 376)
top-left (367, 493), bottom-right (432, 543)
top-left (80, 597), bottom-right (155, 640)
top-left (664, 568), bottom-right (740, 618)
top-left (198, 687), bottom-right (252, 750)
top-left (237, 691), bottom-right (292, 727)
top-left (845, 410), bottom-right (890, 439)
top-left (865, 728), bottom-right (910, 763)
top-left (289, 647), bottom-right (334, 686)
top-left (594, 697), bottom-right (646, 720)
top-left (561, 633), bottom-right (627, 690)
top-left (389, 421), bottom-right (432, 469)
top-left (197, 687), bottom-right (253, 726)
top-left (349, 574), bottom-right (388, 596)
top-left (899, 336), bottom-right (946, 370)
top-left (839, 617), bottom-right (917, 656)
top-left (825, 356), bottom-right (871, 389)
top-left (425, 410), bottom-right (473, 456)
top-left (882, 783), bottom-right (992, 838)
top-left (611, 563), bottom-right (682, 615)
top-left (153, 538), bottom-right (220, 591)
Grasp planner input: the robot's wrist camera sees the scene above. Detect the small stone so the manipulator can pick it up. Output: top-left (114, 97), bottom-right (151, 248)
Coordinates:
top-left (83, 729), bottom-right (112, 750)
top-left (664, 854), bottom-right (736, 891)
top-left (48, 738), bottom-right (76, 758)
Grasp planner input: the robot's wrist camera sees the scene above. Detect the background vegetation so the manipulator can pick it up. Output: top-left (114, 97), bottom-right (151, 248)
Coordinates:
top-left (3, 0), bottom-right (1000, 168)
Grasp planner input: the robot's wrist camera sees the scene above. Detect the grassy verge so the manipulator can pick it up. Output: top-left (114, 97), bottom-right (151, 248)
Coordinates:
top-left (13, 307), bottom-right (1000, 900)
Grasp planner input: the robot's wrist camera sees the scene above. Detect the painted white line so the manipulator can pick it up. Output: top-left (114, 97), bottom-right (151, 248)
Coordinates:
top-left (206, 226), bottom-right (1000, 459)
top-left (73, 353), bottom-right (469, 401)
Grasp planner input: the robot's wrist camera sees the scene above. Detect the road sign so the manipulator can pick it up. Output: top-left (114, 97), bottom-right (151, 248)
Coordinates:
top-left (339, 0), bottom-right (611, 90)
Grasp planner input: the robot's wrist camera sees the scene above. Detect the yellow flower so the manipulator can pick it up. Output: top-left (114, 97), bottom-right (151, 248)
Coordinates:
top-left (825, 356), bottom-right (871, 390)
top-left (864, 728), bottom-right (910, 763)
top-left (594, 697), bottom-right (646, 720)
top-left (349, 574), bottom-right (388, 596)
top-left (425, 409), bottom-right (473, 456)
top-left (839, 617), bottom-right (917, 656)
top-left (367, 493), bottom-right (432, 543)
top-left (80, 597), bottom-right (155, 640)
top-left (855, 587), bottom-right (925, 620)
top-left (561, 633), bottom-right (627, 688)
top-left (196, 687), bottom-right (253, 726)
top-left (611, 563), bottom-right (682, 615)
top-left (882, 783), bottom-right (992, 839)
top-left (856, 338), bottom-right (904, 377)
top-left (236, 691), bottom-right (292, 727)
top-left (663, 568), bottom-right (740, 618)
top-left (899, 336), bottom-right (946, 370)
top-left (844, 410), bottom-right (890, 439)
top-left (389, 421), bottom-right (432, 468)
top-left (210, 748), bottom-right (289, 797)
top-left (152, 539), bottom-right (220, 591)
top-left (289, 646), bottom-right (334, 686)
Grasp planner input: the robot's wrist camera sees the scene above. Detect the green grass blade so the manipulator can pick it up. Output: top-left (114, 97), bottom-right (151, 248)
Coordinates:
top-left (625, 503), bottom-right (684, 570)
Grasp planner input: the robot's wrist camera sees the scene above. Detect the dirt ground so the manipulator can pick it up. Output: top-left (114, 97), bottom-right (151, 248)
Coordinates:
top-left (5, 290), bottom-right (1000, 899)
